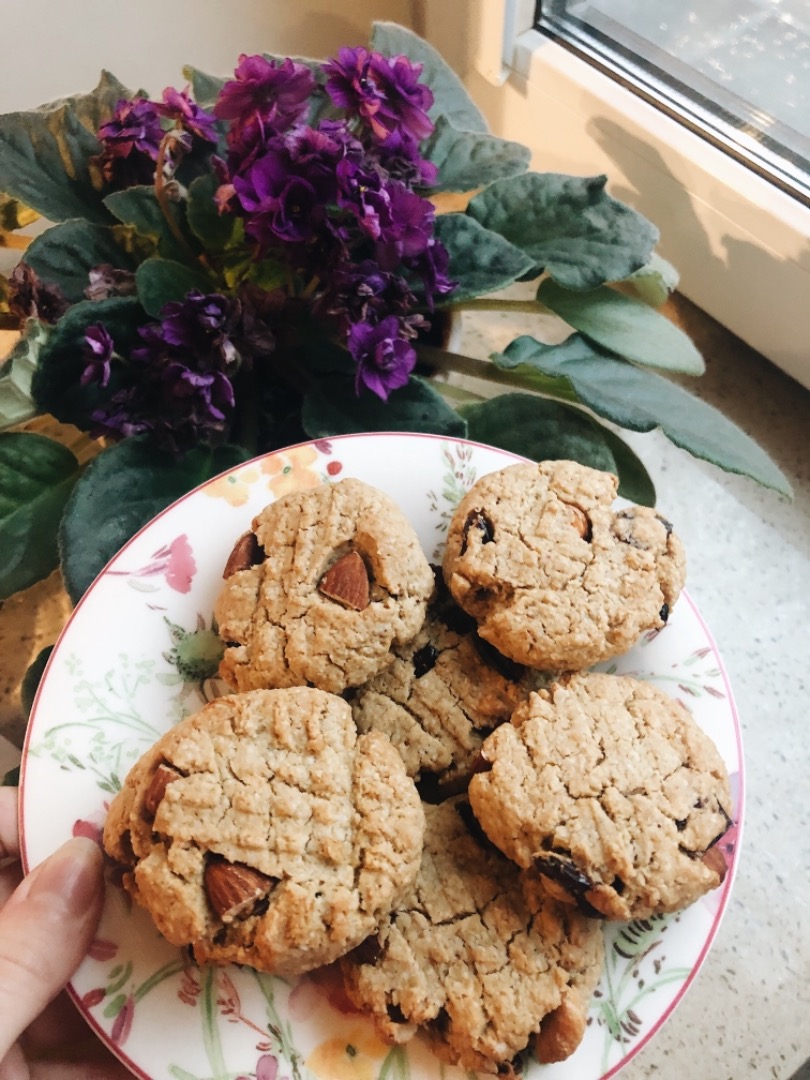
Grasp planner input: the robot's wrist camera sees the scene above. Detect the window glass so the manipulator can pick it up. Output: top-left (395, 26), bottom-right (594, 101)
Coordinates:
top-left (535, 0), bottom-right (810, 203)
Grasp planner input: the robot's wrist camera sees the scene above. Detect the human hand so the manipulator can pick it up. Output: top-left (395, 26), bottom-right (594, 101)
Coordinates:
top-left (0, 786), bottom-right (131, 1079)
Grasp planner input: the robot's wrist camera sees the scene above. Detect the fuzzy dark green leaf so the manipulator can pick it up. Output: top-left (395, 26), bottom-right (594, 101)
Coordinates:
top-left (58, 437), bottom-right (249, 604)
top-left (0, 319), bottom-right (51, 431)
top-left (135, 258), bottom-right (215, 318)
top-left (24, 221), bottom-right (139, 303)
top-left (32, 296), bottom-right (146, 428)
top-left (0, 432), bottom-right (81, 599)
top-left (496, 334), bottom-right (792, 496)
top-left (302, 375), bottom-right (466, 438)
top-left (434, 215), bottom-right (534, 304)
top-left (187, 174), bottom-right (242, 253)
top-left (103, 186), bottom-right (190, 262)
top-left (598, 428), bottom-right (656, 506)
top-left (422, 117), bottom-right (530, 192)
top-left (371, 21), bottom-right (488, 132)
top-left (461, 393), bottom-right (617, 472)
top-left (0, 72), bottom-right (132, 224)
top-left (538, 280), bottom-right (705, 375)
top-left (467, 173), bottom-right (658, 289)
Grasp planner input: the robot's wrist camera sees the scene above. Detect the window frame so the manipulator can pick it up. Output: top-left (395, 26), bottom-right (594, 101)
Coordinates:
top-left (422, 1), bottom-right (810, 389)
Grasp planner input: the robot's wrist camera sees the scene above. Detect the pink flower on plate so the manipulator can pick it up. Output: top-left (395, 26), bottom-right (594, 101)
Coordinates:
top-left (109, 533), bottom-right (196, 594)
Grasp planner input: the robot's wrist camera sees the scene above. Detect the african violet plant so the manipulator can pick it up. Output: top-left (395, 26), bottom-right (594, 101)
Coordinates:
top-left (0, 21), bottom-right (790, 607)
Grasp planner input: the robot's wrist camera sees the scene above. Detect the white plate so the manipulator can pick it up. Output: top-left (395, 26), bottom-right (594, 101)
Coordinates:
top-left (20, 433), bottom-right (743, 1080)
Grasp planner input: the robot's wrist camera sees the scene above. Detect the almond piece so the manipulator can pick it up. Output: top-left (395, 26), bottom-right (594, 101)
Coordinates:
top-left (143, 763), bottom-right (182, 818)
top-left (701, 845), bottom-right (728, 884)
top-left (223, 531), bottom-right (264, 578)
top-left (204, 859), bottom-right (275, 923)
top-left (317, 551), bottom-right (370, 611)
top-left (561, 502), bottom-right (591, 540)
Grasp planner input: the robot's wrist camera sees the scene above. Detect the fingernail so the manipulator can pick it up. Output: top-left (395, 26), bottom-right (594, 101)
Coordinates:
top-left (28, 837), bottom-right (104, 917)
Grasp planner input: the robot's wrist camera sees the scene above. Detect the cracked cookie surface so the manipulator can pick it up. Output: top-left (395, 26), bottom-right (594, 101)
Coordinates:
top-left (214, 478), bottom-right (435, 694)
top-left (102, 687), bottom-right (425, 975)
top-left (340, 796), bottom-right (604, 1074)
top-left (442, 460), bottom-right (686, 670)
top-left (351, 575), bottom-right (543, 797)
top-left (468, 672), bottom-right (732, 920)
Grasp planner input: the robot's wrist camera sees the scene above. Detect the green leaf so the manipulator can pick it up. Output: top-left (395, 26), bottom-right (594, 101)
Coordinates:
top-left (135, 258), bottom-right (214, 318)
top-left (496, 334), bottom-right (792, 496)
top-left (103, 186), bottom-right (189, 262)
top-left (58, 436), bottom-right (249, 604)
top-left (433, 214), bottom-right (534, 304)
top-left (537, 280), bottom-right (705, 375)
top-left (302, 375), bottom-right (466, 438)
top-left (2, 766), bottom-right (20, 787)
top-left (21, 645), bottom-right (54, 717)
top-left (24, 220), bottom-right (138, 303)
top-left (467, 173), bottom-right (659, 289)
top-left (0, 72), bottom-right (132, 224)
top-left (181, 65), bottom-right (226, 106)
top-left (624, 251), bottom-right (680, 307)
top-left (0, 432), bottom-right (81, 599)
top-left (0, 319), bottom-right (51, 431)
top-left (461, 392), bottom-right (618, 472)
top-left (32, 296), bottom-right (146, 427)
top-left (371, 21), bottom-right (488, 133)
top-left (422, 117), bottom-right (530, 192)
top-left (187, 174), bottom-right (242, 253)
top-left (598, 427), bottom-right (656, 506)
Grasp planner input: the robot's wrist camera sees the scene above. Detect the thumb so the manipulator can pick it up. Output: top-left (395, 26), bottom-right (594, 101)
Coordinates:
top-left (0, 836), bottom-right (104, 1062)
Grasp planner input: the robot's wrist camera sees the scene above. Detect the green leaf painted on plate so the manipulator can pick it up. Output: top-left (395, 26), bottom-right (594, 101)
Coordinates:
top-left (58, 436), bottom-right (248, 604)
top-left (0, 432), bottom-right (81, 599)
top-left (538, 279), bottom-right (705, 375)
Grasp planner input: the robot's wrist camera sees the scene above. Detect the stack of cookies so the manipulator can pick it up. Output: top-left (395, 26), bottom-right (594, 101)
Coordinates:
top-left (103, 460), bottom-right (732, 1075)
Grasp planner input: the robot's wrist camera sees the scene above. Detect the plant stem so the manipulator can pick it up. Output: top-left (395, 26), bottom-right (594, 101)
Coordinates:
top-left (444, 298), bottom-right (552, 315)
top-left (154, 132), bottom-right (211, 271)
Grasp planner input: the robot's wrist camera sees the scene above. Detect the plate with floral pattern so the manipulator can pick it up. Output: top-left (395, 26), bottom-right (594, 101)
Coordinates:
top-left (20, 433), bottom-right (742, 1080)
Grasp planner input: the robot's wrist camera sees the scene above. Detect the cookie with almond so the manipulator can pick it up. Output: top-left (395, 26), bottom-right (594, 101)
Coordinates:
top-left (102, 686), bottom-right (425, 975)
top-left (340, 796), bottom-right (604, 1074)
top-left (214, 478), bottom-right (435, 694)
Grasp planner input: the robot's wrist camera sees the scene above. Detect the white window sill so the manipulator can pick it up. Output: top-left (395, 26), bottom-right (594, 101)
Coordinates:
top-left (456, 25), bottom-right (810, 391)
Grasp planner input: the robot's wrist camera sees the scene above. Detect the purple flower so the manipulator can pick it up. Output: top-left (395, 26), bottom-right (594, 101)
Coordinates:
top-left (7, 263), bottom-right (68, 324)
top-left (84, 264), bottom-right (138, 302)
top-left (215, 55), bottom-right (315, 134)
top-left (80, 324), bottom-right (115, 387)
top-left (324, 47), bottom-right (434, 145)
top-left (348, 315), bottom-right (416, 398)
top-left (157, 291), bottom-right (239, 367)
top-left (324, 259), bottom-right (417, 328)
top-left (372, 180), bottom-right (435, 270)
top-left (156, 86), bottom-right (219, 144)
top-left (98, 97), bottom-right (164, 160)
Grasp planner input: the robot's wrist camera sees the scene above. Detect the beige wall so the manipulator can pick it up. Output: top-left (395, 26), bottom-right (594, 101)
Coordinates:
top-left (0, 0), bottom-right (417, 111)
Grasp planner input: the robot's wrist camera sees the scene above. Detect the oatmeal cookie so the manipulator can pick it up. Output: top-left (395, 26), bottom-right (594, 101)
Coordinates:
top-left (340, 797), bottom-right (604, 1074)
top-left (468, 672), bottom-right (732, 920)
top-left (442, 460), bottom-right (686, 670)
top-left (352, 574), bottom-right (542, 797)
top-left (103, 687), bottom-right (425, 975)
top-left (214, 478), bottom-right (435, 694)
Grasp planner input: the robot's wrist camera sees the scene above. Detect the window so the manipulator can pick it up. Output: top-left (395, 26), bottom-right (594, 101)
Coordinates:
top-left (535, 0), bottom-right (810, 204)
top-left (421, 0), bottom-right (810, 389)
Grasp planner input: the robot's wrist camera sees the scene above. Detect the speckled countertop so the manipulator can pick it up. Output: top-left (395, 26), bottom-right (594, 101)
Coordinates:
top-left (1, 294), bottom-right (808, 1078)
